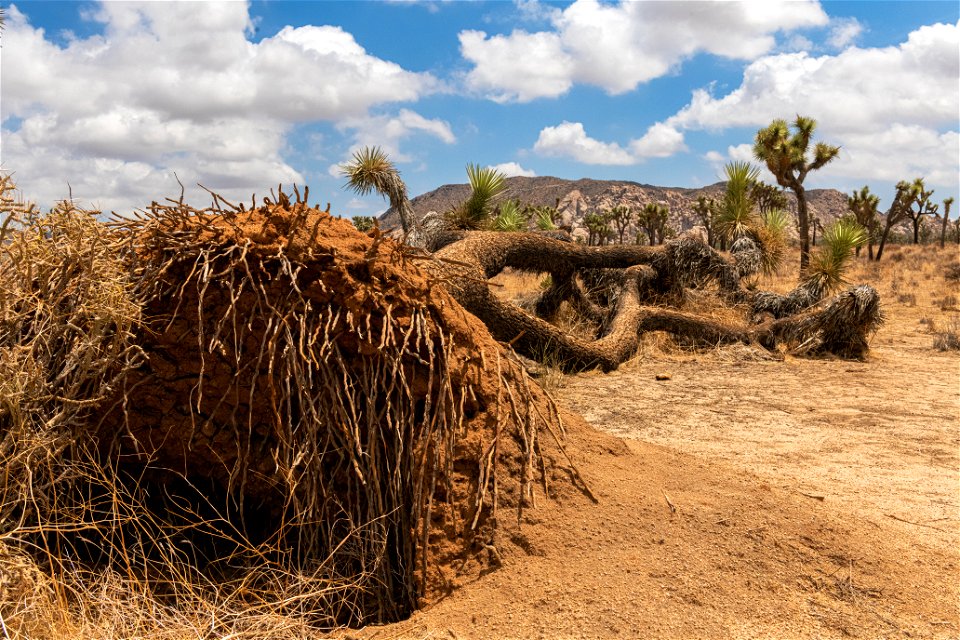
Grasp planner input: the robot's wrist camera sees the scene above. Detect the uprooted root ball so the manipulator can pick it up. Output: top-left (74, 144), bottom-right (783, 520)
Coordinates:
top-left (1, 186), bottom-right (572, 632)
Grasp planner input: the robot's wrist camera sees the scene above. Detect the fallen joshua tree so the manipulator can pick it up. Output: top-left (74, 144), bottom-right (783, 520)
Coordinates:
top-left (344, 147), bottom-right (884, 371)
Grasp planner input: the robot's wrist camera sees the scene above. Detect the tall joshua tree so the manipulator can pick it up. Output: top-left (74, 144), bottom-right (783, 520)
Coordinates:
top-left (941, 197), bottom-right (955, 249)
top-left (847, 186), bottom-right (880, 259)
top-left (903, 178), bottom-right (937, 244)
top-left (754, 116), bottom-right (840, 275)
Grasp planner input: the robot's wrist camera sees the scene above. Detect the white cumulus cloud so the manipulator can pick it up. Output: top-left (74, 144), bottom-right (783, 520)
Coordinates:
top-left (629, 123), bottom-right (687, 159)
top-left (327, 110), bottom-right (456, 176)
top-left (459, 29), bottom-right (573, 103)
top-left (534, 121), bottom-right (688, 165)
top-left (827, 17), bottom-right (863, 49)
top-left (460, 0), bottom-right (827, 102)
top-left (488, 162), bottom-right (536, 177)
top-left (667, 22), bottom-right (960, 189)
top-left (0, 2), bottom-right (442, 212)
top-left (533, 122), bottom-right (635, 165)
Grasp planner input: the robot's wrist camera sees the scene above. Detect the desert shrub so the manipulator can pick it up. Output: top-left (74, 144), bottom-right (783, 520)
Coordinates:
top-left (352, 215), bottom-right (375, 231)
top-left (932, 317), bottom-right (960, 351)
top-left (935, 294), bottom-right (958, 310)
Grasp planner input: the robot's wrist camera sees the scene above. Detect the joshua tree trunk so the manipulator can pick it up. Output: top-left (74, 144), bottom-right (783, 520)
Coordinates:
top-left (912, 218), bottom-right (921, 244)
top-left (795, 184), bottom-right (810, 273)
top-left (941, 200), bottom-right (954, 249)
top-left (875, 219), bottom-right (894, 261)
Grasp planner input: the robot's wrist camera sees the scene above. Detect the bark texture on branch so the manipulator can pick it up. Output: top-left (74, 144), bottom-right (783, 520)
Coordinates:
top-left (422, 231), bottom-right (881, 371)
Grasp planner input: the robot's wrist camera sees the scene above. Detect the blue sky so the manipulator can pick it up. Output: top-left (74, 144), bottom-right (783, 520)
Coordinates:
top-left (1, 1), bottom-right (957, 217)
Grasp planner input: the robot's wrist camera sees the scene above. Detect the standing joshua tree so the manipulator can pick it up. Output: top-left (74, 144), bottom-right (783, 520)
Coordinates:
top-left (941, 197), bottom-right (955, 249)
top-left (583, 211), bottom-right (611, 246)
top-left (609, 205), bottom-right (634, 244)
top-left (750, 181), bottom-right (789, 215)
top-left (342, 147), bottom-right (415, 235)
top-left (847, 186), bottom-right (880, 259)
top-left (903, 178), bottom-right (937, 245)
top-left (754, 116), bottom-right (840, 275)
top-left (637, 203), bottom-right (669, 246)
top-left (693, 195), bottom-right (719, 248)
top-left (875, 180), bottom-right (916, 261)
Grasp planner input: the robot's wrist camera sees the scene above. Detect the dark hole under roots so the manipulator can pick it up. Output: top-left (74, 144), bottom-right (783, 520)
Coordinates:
top-left (36, 458), bottom-right (418, 628)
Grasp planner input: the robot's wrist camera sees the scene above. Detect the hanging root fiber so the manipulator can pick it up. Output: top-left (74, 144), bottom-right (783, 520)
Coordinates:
top-left (0, 181), bottom-right (569, 635)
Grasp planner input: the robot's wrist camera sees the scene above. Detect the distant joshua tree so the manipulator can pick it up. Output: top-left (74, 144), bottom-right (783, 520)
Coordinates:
top-left (941, 197), bottom-right (954, 249)
top-left (811, 216), bottom-right (824, 247)
top-left (750, 181), bottom-right (789, 215)
top-left (637, 203), bottom-right (669, 246)
top-left (875, 180), bottom-right (916, 261)
top-left (583, 211), bottom-right (611, 246)
top-left (608, 205), bottom-right (634, 244)
top-left (903, 178), bottom-right (937, 245)
top-left (754, 116), bottom-right (840, 275)
top-left (847, 186), bottom-right (880, 259)
top-left (693, 195), bottom-right (720, 249)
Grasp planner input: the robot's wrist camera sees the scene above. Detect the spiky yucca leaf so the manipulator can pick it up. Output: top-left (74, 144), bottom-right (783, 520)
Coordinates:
top-left (807, 218), bottom-right (867, 291)
top-left (458, 164), bottom-right (506, 227)
top-left (492, 200), bottom-right (528, 231)
top-left (716, 160), bottom-right (761, 242)
top-left (761, 207), bottom-right (791, 235)
top-left (341, 147), bottom-right (404, 201)
top-left (535, 208), bottom-right (558, 231)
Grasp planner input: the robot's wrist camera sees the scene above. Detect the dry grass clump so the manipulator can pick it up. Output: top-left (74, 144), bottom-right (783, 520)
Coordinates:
top-left (0, 177), bottom-right (570, 636)
top-left (930, 316), bottom-right (960, 351)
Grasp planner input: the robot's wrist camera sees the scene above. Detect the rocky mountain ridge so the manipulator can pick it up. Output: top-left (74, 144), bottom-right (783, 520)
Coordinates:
top-left (378, 176), bottom-right (856, 243)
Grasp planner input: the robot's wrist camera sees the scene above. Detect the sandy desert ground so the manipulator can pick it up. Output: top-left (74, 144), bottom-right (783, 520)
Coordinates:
top-left (345, 245), bottom-right (959, 640)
